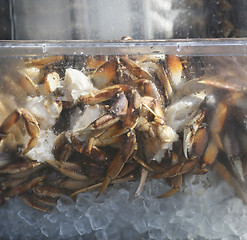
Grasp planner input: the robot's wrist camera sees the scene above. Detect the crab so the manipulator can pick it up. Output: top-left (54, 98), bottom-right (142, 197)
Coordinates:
top-left (2, 52), bottom-right (247, 213)
top-left (67, 54), bottom-right (182, 196)
top-left (151, 73), bottom-right (247, 203)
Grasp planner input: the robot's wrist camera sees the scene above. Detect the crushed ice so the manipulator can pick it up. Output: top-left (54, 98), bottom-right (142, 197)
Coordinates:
top-left (1, 170), bottom-right (247, 240)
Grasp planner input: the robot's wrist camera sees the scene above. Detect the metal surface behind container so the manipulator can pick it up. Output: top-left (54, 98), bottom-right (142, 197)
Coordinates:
top-left (3, 0), bottom-right (246, 40)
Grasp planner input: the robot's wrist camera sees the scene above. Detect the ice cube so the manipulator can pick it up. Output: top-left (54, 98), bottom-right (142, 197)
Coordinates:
top-left (148, 229), bottom-right (163, 239)
top-left (86, 203), bottom-right (114, 230)
top-left (103, 226), bottom-right (121, 240)
top-left (59, 220), bottom-right (78, 239)
top-left (56, 195), bottom-right (74, 212)
top-left (18, 209), bottom-right (39, 226)
top-left (74, 216), bottom-right (92, 235)
top-left (45, 208), bottom-right (61, 223)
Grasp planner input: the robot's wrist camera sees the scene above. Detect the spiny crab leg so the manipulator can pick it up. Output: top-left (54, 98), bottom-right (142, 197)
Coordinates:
top-left (97, 130), bottom-right (137, 197)
top-left (46, 160), bottom-right (89, 181)
top-left (0, 108), bottom-right (40, 154)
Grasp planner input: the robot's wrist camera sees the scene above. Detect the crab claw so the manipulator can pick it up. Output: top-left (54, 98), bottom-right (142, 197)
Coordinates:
top-left (0, 108), bottom-right (40, 154)
top-left (183, 109), bottom-right (207, 160)
top-left (97, 130), bottom-right (137, 197)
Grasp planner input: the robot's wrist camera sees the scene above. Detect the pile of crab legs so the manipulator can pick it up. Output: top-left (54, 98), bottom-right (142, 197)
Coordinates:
top-left (0, 54), bottom-right (247, 213)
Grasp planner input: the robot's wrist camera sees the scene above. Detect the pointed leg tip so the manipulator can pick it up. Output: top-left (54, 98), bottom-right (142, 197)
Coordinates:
top-left (97, 176), bottom-right (111, 197)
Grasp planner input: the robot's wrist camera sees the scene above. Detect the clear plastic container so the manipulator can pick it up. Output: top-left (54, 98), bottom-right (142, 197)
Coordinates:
top-left (1, 39), bottom-right (247, 240)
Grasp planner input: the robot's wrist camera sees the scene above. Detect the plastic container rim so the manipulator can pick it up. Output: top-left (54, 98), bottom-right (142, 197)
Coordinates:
top-left (1, 38), bottom-right (247, 57)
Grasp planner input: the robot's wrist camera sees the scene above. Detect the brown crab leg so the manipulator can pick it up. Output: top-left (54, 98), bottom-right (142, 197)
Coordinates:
top-left (46, 160), bottom-right (89, 181)
top-left (156, 61), bottom-right (173, 101)
top-left (202, 140), bottom-right (219, 167)
top-left (135, 168), bottom-right (149, 197)
top-left (117, 162), bottom-right (139, 179)
top-left (167, 55), bottom-right (183, 90)
top-left (70, 174), bottom-right (135, 197)
top-left (79, 84), bottom-right (130, 105)
top-left (120, 56), bottom-right (153, 80)
top-left (152, 160), bottom-right (197, 179)
top-left (134, 79), bottom-right (161, 101)
top-left (133, 155), bottom-right (156, 172)
top-left (97, 130), bottom-right (137, 196)
top-left (5, 176), bottom-right (45, 199)
top-left (223, 122), bottom-right (244, 182)
top-left (210, 102), bottom-right (227, 151)
top-left (198, 78), bottom-right (247, 92)
top-left (92, 58), bottom-right (118, 89)
top-left (33, 184), bottom-right (66, 198)
top-left (213, 161), bottom-right (247, 204)
top-left (33, 194), bottom-right (58, 207)
top-left (157, 175), bottom-right (182, 198)
top-left (0, 160), bottom-right (41, 174)
top-left (20, 193), bottom-right (52, 213)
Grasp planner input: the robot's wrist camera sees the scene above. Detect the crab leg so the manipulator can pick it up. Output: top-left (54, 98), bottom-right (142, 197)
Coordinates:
top-left (134, 79), bottom-right (161, 101)
top-left (167, 55), bottom-right (184, 90)
top-left (5, 175), bottom-right (45, 199)
top-left (213, 161), bottom-right (247, 204)
top-left (97, 130), bottom-right (137, 196)
top-left (120, 56), bottom-right (153, 80)
top-left (92, 58), bottom-right (118, 89)
top-left (20, 193), bottom-right (52, 213)
top-left (0, 159), bottom-right (41, 174)
top-left (223, 126), bottom-right (244, 182)
top-left (152, 160), bottom-right (197, 179)
top-left (0, 108), bottom-right (40, 154)
top-left (70, 174), bottom-right (135, 197)
top-left (156, 60), bottom-right (173, 101)
top-left (210, 101), bottom-right (227, 151)
top-left (135, 168), bottom-right (149, 197)
top-left (198, 77), bottom-right (247, 92)
top-left (157, 175), bottom-right (182, 198)
top-left (46, 160), bottom-right (89, 181)
top-left (33, 184), bottom-right (67, 198)
top-left (79, 84), bottom-right (130, 105)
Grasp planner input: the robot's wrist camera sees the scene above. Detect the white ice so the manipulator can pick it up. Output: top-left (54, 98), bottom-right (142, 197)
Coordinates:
top-left (0, 170), bottom-right (247, 240)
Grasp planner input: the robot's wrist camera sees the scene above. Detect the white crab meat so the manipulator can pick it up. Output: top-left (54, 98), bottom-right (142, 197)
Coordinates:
top-left (39, 72), bottom-right (62, 95)
top-left (25, 129), bottom-right (56, 162)
top-left (166, 91), bottom-right (206, 132)
top-left (63, 68), bottom-right (97, 102)
top-left (25, 96), bottom-right (62, 129)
